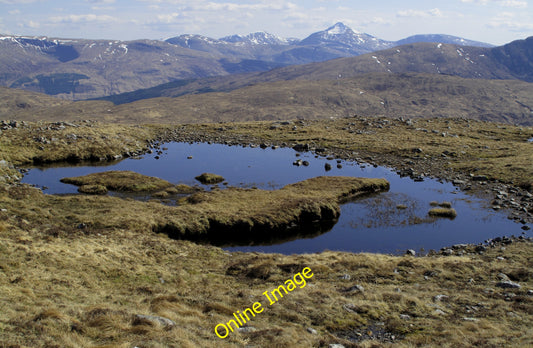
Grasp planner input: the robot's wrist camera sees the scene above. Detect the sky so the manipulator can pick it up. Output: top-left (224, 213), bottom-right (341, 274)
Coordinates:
top-left (0, 0), bottom-right (532, 45)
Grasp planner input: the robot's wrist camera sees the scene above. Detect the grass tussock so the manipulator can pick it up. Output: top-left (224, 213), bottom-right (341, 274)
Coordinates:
top-left (158, 176), bottom-right (389, 242)
top-left (61, 170), bottom-right (174, 192)
top-left (428, 208), bottom-right (458, 219)
top-left (195, 173), bottom-right (225, 185)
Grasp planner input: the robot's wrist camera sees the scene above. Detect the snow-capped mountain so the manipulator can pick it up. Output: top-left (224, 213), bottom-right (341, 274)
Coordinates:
top-left (396, 34), bottom-right (494, 48)
top-left (298, 22), bottom-right (394, 54)
top-left (220, 32), bottom-right (291, 46)
top-left (1, 23), bottom-right (497, 100)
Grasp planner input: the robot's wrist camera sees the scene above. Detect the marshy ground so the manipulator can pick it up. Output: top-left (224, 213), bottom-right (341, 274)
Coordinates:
top-left (0, 117), bottom-right (532, 347)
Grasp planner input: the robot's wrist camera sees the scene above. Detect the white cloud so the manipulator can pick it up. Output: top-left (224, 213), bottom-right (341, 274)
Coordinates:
top-left (397, 8), bottom-right (444, 18)
top-left (0, 0), bottom-right (39, 3)
top-left (460, 0), bottom-right (528, 7)
top-left (9, 9), bottom-right (21, 15)
top-left (50, 14), bottom-right (118, 24)
top-left (489, 12), bottom-right (533, 31)
top-left (156, 12), bottom-right (182, 24)
top-left (181, 2), bottom-right (297, 12)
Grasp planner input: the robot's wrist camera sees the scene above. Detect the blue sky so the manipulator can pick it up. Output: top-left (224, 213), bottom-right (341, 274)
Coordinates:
top-left (0, 0), bottom-right (532, 45)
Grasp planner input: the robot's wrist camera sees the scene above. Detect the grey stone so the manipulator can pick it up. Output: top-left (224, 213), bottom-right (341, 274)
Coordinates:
top-left (463, 317), bottom-right (479, 322)
top-left (238, 326), bottom-right (257, 333)
top-left (496, 281), bottom-right (521, 289)
top-left (433, 294), bottom-right (450, 302)
top-left (339, 274), bottom-right (351, 280)
top-left (134, 314), bottom-right (175, 328)
top-left (307, 327), bottom-right (318, 334)
top-left (329, 344), bottom-right (345, 348)
top-left (527, 290), bottom-right (533, 296)
top-left (405, 249), bottom-right (416, 256)
top-left (434, 309), bottom-right (446, 315)
top-left (325, 163), bottom-right (332, 171)
top-left (344, 284), bottom-right (364, 293)
top-left (400, 314), bottom-right (411, 320)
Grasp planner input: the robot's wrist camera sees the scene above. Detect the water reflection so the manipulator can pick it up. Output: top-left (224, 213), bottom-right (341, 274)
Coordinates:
top-left (21, 142), bottom-right (530, 254)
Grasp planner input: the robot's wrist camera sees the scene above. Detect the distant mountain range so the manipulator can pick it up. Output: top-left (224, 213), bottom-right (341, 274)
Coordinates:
top-left (0, 23), bottom-right (496, 100)
top-left (97, 37), bottom-right (533, 105)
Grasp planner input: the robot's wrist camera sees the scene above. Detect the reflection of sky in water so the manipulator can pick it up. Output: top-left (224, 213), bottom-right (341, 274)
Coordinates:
top-left (22, 142), bottom-right (530, 254)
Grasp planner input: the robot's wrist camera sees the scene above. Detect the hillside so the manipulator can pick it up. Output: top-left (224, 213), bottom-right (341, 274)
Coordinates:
top-left (97, 38), bottom-right (533, 106)
top-left (0, 36), bottom-right (282, 100)
top-left (5, 73), bottom-right (533, 126)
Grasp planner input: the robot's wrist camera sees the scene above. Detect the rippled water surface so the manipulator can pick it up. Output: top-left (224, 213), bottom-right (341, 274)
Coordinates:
top-left (22, 142), bottom-right (531, 254)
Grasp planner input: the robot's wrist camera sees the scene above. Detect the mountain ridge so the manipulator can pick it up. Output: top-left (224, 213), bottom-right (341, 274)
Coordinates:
top-left (0, 23), bottom-right (496, 100)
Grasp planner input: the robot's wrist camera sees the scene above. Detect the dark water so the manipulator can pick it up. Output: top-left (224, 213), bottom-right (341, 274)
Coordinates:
top-left (21, 142), bottom-right (530, 254)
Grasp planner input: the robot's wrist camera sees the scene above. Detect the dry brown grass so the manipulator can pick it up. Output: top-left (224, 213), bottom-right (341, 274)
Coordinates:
top-left (428, 208), bottom-right (458, 218)
top-left (1, 209), bottom-right (531, 347)
top-left (61, 170), bottom-right (174, 192)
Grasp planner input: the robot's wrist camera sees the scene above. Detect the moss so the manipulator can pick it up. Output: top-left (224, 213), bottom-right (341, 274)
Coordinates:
top-left (428, 208), bottom-right (457, 219)
top-left (195, 173), bottom-right (225, 185)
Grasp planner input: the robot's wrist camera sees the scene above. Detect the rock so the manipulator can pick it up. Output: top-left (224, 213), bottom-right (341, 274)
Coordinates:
top-left (463, 317), bottom-right (479, 322)
top-left (134, 314), bottom-right (175, 328)
top-left (433, 295), bottom-right (450, 302)
top-left (343, 284), bottom-right (364, 293)
top-left (496, 281), bottom-right (521, 289)
top-left (292, 143), bottom-right (309, 152)
top-left (339, 274), bottom-right (351, 280)
top-left (329, 345), bottom-right (345, 348)
top-left (527, 290), bottom-right (533, 296)
top-left (302, 161), bottom-right (310, 166)
top-left (400, 314), bottom-right (411, 320)
top-left (238, 326), bottom-right (257, 333)
top-left (442, 249), bottom-right (454, 256)
top-left (325, 163), bottom-right (332, 171)
top-left (475, 245), bottom-right (487, 253)
top-left (434, 309), bottom-right (446, 315)
top-left (473, 175), bottom-right (489, 182)
top-left (187, 156), bottom-right (193, 159)
top-left (307, 327), bottom-right (318, 334)
top-left (405, 249), bottom-right (416, 256)
top-left (293, 160), bottom-right (302, 166)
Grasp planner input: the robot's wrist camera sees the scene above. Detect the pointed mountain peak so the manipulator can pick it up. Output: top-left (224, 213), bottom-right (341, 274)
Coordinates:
top-left (326, 22), bottom-right (356, 35)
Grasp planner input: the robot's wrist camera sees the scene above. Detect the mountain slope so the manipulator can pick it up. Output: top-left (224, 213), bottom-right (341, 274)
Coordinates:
top-left (0, 35), bottom-right (284, 100)
top-left (396, 34), bottom-right (494, 47)
top-left (8, 73), bottom-right (533, 125)
top-left (103, 37), bottom-right (533, 105)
